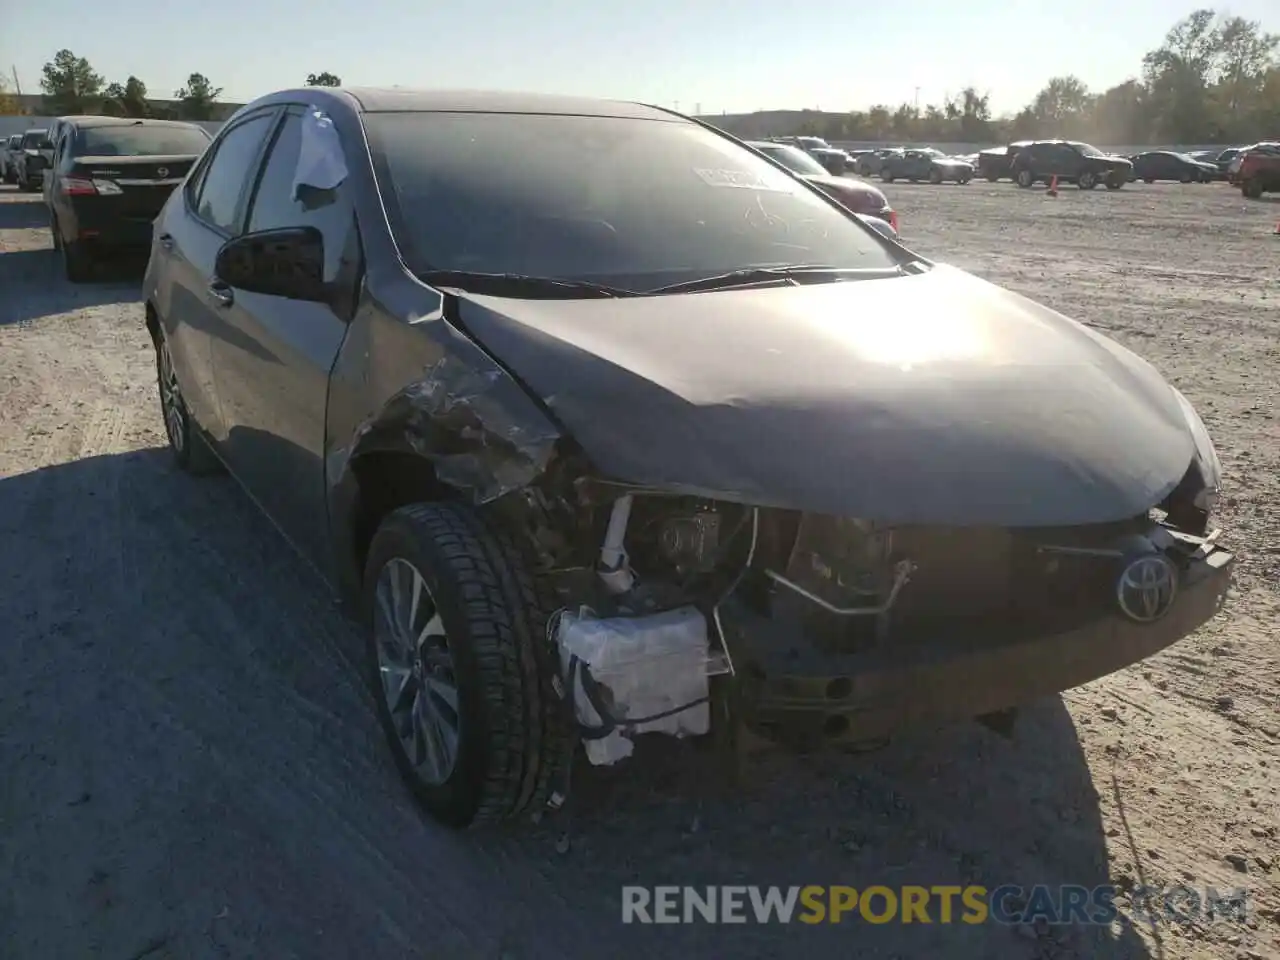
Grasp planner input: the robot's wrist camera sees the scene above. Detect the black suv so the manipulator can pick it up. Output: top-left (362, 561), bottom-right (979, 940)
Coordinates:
top-left (1009, 140), bottom-right (1132, 190)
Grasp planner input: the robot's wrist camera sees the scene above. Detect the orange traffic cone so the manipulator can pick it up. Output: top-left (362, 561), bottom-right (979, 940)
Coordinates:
top-left (1274, 218), bottom-right (1279, 235)
top-left (1047, 174), bottom-right (1058, 197)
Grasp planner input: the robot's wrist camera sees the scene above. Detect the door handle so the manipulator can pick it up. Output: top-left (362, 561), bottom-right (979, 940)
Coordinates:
top-left (157, 233), bottom-right (174, 250)
top-left (207, 281), bottom-right (234, 307)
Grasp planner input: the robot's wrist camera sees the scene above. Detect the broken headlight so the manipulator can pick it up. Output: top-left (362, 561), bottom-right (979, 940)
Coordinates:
top-left (1171, 388), bottom-right (1222, 516)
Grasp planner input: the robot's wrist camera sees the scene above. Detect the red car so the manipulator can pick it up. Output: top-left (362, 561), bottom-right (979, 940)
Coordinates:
top-left (748, 140), bottom-right (899, 235)
top-left (1235, 142), bottom-right (1280, 199)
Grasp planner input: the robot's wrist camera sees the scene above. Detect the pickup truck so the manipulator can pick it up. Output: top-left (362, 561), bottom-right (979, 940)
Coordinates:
top-left (975, 141), bottom-right (1032, 181)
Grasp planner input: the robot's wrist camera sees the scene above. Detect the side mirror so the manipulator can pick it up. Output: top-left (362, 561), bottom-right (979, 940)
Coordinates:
top-left (214, 226), bottom-right (328, 303)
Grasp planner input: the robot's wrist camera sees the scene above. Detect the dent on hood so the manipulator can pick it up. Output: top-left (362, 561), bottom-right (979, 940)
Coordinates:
top-left (349, 354), bottom-right (560, 504)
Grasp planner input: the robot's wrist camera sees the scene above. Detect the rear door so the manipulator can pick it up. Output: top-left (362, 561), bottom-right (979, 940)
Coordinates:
top-left (155, 110), bottom-right (279, 444)
top-left (207, 106), bottom-right (361, 568)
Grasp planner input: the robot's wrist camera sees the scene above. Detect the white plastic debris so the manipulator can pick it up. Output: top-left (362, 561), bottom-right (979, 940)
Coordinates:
top-left (292, 106), bottom-right (348, 200)
top-left (554, 606), bottom-right (711, 766)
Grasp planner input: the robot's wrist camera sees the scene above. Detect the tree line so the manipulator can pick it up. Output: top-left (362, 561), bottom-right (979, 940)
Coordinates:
top-left (0, 51), bottom-right (342, 120)
top-left (774, 9), bottom-right (1277, 145)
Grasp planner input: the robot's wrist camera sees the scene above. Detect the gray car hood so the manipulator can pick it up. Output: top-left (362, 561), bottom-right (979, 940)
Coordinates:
top-left (454, 265), bottom-right (1194, 526)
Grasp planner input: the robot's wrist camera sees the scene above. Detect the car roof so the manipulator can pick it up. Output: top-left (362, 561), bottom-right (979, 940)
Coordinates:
top-left (255, 86), bottom-right (681, 122)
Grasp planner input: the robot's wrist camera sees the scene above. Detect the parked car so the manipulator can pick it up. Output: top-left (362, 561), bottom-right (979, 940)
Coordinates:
top-left (747, 140), bottom-right (899, 233)
top-left (1212, 147), bottom-right (1244, 180)
top-left (13, 128), bottom-right (53, 192)
top-left (808, 146), bottom-right (850, 175)
top-left (1010, 140), bottom-right (1131, 190)
top-left (1128, 151), bottom-right (1217, 183)
top-left (145, 87), bottom-right (1231, 830)
top-left (1, 134), bottom-right (22, 183)
top-left (975, 141), bottom-right (1033, 182)
top-left (855, 148), bottom-right (904, 177)
top-left (42, 115), bottom-right (105, 205)
top-left (1235, 142), bottom-right (1280, 199)
top-left (880, 148), bottom-right (973, 184)
top-left (48, 117), bottom-right (213, 280)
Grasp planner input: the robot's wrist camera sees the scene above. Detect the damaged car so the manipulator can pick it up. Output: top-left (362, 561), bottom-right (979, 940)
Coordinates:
top-left (143, 87), bottom-right (1233, 830)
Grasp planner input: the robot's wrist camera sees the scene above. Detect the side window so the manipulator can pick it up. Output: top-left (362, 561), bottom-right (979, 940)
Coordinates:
top-left (192, 113), bottom-right (275, 234)
top-left (244, 110), bottom-right (354, 280)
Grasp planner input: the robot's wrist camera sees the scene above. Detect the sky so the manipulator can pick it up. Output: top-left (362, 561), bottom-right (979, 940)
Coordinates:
top-left (3, 0), bottom-right (1276, 117)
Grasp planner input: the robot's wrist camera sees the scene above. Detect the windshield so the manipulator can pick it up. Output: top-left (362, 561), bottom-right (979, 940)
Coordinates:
top-left (7, 136), bottom-right (19, 148)
top-left (754, 143), bottom-right (828, 177)
top-left (75, 124), bottom-right (211, 157)
top-left (21, 131), bottom-right (51, 150)
top-left (1069, 141), bottom-right (1105, 158)
top-left (365, 112), bottom-right (899, 294)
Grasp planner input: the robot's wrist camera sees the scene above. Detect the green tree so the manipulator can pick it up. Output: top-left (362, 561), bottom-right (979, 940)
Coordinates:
top-left (175, 72), bottom-right (223, 120)
top-left (40, 49), bottom-right (105, 114)
top-left (0, 76), bottom-right (19, 115)
top-left (102, 76), bottom-right (150, 118)
top-left (307, 71), bottom-right (341, 87)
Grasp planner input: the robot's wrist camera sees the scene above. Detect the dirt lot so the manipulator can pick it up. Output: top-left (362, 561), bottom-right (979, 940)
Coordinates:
top-left (0, 181), bottom-right (1277, 960)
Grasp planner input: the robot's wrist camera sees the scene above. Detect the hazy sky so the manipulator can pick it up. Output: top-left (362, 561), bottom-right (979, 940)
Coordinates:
top-left (4, 0), bottom-right (1276, 116)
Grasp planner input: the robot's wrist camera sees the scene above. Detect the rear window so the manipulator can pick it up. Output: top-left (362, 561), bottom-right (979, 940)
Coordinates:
top-left (365, 111), bottom-right (898, 293)
top-left (75, 124), bottom-right (211, 158)
top-left (21, 131), bottom-right (51, 149)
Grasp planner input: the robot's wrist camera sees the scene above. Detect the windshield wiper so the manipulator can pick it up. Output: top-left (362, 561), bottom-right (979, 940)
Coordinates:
top-left (417, 270), bottom-right (636, 299)
top-left (644, 265), bottom-right (904, 296)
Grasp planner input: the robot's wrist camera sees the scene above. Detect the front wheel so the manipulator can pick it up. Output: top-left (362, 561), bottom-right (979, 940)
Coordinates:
top-left (1105, 176), bottom-right (1124, 191)
top-left (1078, 171), bottom-right (1098, 190)
top-left (1241, 179), bottom-right (1263, 199)
top-left (929, 168), bottom-right (942, 184)
top-left (364, 503), bottom-right (567, 828)
top-left (1015, 168), bottom-right (1034, 188)
top-left (880, 170), bottom-right (894, 183)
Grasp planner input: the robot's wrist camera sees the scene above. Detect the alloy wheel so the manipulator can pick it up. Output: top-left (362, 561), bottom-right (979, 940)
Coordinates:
top-left (157, 340), bottom-right (186, 454)
top-left (373, 557), bottom-right (460, 785)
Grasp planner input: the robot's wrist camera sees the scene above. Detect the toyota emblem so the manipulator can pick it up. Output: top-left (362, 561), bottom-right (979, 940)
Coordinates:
top-left (1116, 554), bottom-right (1178, 623)
top-left (156, 166), bottom-right (169, 179)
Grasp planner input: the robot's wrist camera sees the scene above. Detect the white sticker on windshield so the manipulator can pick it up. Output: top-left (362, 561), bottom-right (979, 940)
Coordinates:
top-left (293, 106), bottom-right (349, 200)
top-left (694, 167), bottom-right (790, 191)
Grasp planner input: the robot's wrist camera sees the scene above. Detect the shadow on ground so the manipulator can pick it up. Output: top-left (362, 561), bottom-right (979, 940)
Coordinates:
top-left (0, 192), bottom-right (54, 229)
top-left (0, 198), bottom-right (144, 325)
top-left (0, 448), bottom-right (1154, 960)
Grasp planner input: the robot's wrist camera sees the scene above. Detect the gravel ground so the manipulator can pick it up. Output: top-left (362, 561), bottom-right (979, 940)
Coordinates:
top-left (0, 181), bottom-right (1277, 960)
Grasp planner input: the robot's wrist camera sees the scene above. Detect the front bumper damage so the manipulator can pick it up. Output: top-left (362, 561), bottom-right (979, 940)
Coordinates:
top-left (545, 487), bottom-right (1233, 763)
top-left (729, 531), bottom-right (1232, 745)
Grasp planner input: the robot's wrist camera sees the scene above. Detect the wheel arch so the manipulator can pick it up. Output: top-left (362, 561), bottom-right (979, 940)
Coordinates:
top-left (328, 366), bottom-right (564, 599)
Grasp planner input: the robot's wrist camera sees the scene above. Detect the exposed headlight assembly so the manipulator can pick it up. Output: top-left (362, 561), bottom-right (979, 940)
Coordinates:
top-left (1171, 388), bottom-right (1222, 516)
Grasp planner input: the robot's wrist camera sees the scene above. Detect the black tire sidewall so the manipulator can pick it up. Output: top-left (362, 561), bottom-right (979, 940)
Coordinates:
top-left (361, 509), bottom-right (508, 827)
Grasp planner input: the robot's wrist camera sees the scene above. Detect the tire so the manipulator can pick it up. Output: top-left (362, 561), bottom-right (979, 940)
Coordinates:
top-left (1078, 171), bottom-right (1098, 190)
top-left (960, 175), bottom-right (971, 184)
top-left (985, 173), bottom-right (999, 182)
top-left (1015, 168), bottom-right (1033, 188)
top-left (1105, 176), bottom-right (1124, 191)
top-left (1143, 178), bottom-right (1154, 184)
top-left (929, 168), bottom-right (942, 184)
top-left (880, 170), bottom-right (894, 183)
top-left (154, 331), bottom-right (222, 475)
top-left (62, 239), bottom-right (93, 283)
top-left (1241, 179), bottom-right (1263, 199)
top-left (1179, 171), bottom-right (1192, 184)
top-left (363, 503), bottom-right (568, 829)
